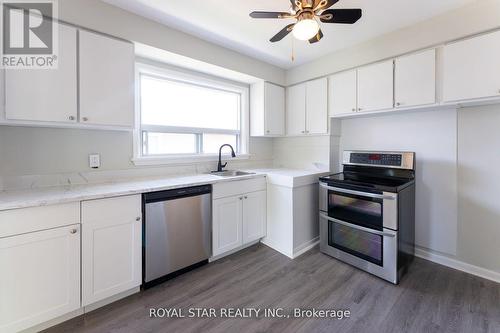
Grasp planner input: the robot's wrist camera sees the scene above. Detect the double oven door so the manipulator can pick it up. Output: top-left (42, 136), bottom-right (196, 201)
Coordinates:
top-left (319, 182), bottom-right (399, 283)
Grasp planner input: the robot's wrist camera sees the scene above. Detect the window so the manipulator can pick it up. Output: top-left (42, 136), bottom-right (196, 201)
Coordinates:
top-left (135, 64), bottom-right (249, 164)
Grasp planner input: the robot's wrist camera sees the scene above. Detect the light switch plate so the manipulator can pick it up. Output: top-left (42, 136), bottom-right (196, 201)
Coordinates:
top-left (89, 154), bottom-right (100, 169)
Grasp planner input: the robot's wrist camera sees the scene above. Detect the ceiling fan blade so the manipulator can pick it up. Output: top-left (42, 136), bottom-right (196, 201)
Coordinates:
top-left (270, 24), bottom-right (295, 42)
top-left (309, 29), bottom-right (323, 44)
top-left (316, 0), bottom-right (339, 10)
top-left (250, 11), bottom-right (291, 19)
top-left (320, 9), bottom-right (362, 24)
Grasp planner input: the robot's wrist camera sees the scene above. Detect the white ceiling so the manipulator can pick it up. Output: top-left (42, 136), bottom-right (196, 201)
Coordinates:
top-left (103, 0), bottom-right (475, 69)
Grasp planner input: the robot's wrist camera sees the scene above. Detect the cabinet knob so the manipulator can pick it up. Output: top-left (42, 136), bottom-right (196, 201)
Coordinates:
top-left (351, 108), bottom-right (356, 112)
top-left (239, 197), bottom-right (243, 200)
top-left (244, 196), bottom-right (248, 199)
top-left (68, 116), bottom-right (75, 121)
top-left (301, 130), bottom-right (305, 134)
top-left (70, 229), bottom-right (77, 234)
top-left (396, 102), bottom-right (402, 106)
top-left (136, 217), bottom-right (141, 221)
top-left (358, 108), bottom-right (362, 111)
top-left (82, 117), bottom-right (88, 122)
top-left (266, 130), bottom-right (270, 133)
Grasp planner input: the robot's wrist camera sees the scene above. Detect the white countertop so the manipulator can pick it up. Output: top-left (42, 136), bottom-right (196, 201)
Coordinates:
top-left (0, 168), bottom-right (329, 211)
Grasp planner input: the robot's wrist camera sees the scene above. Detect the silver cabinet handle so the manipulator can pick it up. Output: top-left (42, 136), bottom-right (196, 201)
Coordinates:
top-left (320, 213), bottom-right (396, 237)
top-left (136, 217), bottom-right (141, 221)
top-left (70, 228), bottom-right (78, 234)
top-left (68, 116), bottom-right (75, 121)
top-left (319, 183), bottom-right (396, 200)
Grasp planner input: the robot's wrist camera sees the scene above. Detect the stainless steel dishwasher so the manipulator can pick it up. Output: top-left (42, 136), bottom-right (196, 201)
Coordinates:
top-left (142, 185), bottom-right (211, 289)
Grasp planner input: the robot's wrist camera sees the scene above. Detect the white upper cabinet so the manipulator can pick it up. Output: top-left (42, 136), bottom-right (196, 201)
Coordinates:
top-left (357, 60), bottom-right (394, 112)
top-left (329, 70), bottom-right (357, 116)
top-left (79, 30), bottom-right (135, 127)
top-left (286, 83), bottom-right (307, 135)
top-left (5, 24), bottom-right (77, 123)
top-left (286, 78), bottom-right (328, 136)
top-left (250, 82), bottom-right (285, 136)
top-left (305, 78), bottom-right (328, 134)
top-left (443, 30), bottom-right (500, 102)
top-left (395, 49), bottom-right (436, 108)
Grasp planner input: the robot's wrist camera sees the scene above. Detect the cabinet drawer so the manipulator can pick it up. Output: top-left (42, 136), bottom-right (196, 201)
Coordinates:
top-left (81, 195), bottom-right (141, 225)
top-left (213, 177), bottom-right (266, 199)
top-left (0, 203), bottom-right (80, 238)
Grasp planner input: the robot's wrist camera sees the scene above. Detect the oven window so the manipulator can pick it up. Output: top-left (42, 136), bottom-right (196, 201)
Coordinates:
top-left (329, 222), bottom-right (383, 266)
top-left (329, 193), bottom-right (383, 230)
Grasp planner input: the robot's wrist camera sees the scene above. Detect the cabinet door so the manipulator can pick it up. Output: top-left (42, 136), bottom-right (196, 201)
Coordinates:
top-left (443, 30), bottom-right (500, 102)
top-left (5, 24), bottom-right (77, 123)
top-left (82, 195), bottom-right (142, 306)
top-left (264, 83), bottom-right (285, 135)
top-left (286, 83), bottom-right (306, 135)
top-left (79, 30), bottom-right (135, 127)
top-left (212, 195), bottom-right (243, 256)
top-left (329, 70), bottom-right (357, 116)
top-left (357, 60), bottom-right (394, 112)
top-left (395, 49), bottom-right (436, 108)
top-left (306, 78), bottom-right (328, 134)
top-left (242, 191), bottom-right (267, 244)
top-left (0, 225), bottom-right (80, 333)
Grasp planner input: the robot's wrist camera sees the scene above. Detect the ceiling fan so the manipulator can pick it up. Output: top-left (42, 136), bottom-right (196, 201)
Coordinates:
top-left (249, 0), bottom-right (362, 44)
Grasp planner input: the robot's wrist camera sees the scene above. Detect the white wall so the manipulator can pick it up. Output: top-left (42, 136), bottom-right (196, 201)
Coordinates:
top-left (457, 104), bottom-right (500, 273)
top-left (272, 136), bottom-right (330, 171)
top-left (338, 104), bottom-right (500, 275)
top-left (339, 109), bottom-right (458, 256)
top-left (0, 126), bottom-right (274, 189)
top-left (287, 0), bottom-right (500, 85)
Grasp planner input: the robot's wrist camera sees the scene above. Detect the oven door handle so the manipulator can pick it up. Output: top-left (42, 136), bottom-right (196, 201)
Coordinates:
top-left (320, 213), bottom-right (396, 238)
top-left (319, 183), bottom-right (396, 200)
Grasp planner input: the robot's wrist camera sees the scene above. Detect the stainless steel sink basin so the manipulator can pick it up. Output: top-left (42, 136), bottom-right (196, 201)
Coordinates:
top-left (211, 170), bottom-right (256, 177)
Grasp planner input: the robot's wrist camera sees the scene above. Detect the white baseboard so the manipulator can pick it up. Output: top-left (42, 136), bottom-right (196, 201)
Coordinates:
top-left (292, 237), bottom-right (319, 259)
top-left (19, 287), bottom-right (140, 333)
top-left (210, 239), bottom-right (261, 262)
top-left (260, 239), bottom-right (294, 259)
top-left (84, 287), bottom-right (140, 312)
top-left (261, 237), bottom-right (319, 259)
top-left (415, 247), bottom-right (500, 284)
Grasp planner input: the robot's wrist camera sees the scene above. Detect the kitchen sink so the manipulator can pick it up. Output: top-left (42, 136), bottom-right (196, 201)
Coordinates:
top-left (211, 170), bottom-right (256, 177)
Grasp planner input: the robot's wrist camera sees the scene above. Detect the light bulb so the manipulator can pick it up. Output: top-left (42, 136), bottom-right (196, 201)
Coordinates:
top-left (293, 18), bottom-right (320, 41)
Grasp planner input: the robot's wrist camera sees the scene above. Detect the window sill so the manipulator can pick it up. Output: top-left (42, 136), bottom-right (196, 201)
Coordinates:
top-left (131, 153), bottom-right (251, 166)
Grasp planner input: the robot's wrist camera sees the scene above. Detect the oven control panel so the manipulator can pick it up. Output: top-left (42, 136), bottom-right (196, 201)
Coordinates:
top-left (343, 151), bottom-right (415, 170)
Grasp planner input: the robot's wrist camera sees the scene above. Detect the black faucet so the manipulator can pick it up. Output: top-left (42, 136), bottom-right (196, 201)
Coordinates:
top-left (216, 144), bottom-right (236, 172)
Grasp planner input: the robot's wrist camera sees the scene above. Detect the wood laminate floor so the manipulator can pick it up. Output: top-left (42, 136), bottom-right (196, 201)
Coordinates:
top-left (45, 244), bottom-right (500, 333)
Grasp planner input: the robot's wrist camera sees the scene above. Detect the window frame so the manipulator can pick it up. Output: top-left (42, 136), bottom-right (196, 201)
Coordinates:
top-left (132, 61), bottom-right (250, 165)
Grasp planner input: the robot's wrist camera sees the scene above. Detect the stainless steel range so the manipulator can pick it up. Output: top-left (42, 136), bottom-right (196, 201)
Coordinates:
top-left (319, 151), bottom-right (416, 284)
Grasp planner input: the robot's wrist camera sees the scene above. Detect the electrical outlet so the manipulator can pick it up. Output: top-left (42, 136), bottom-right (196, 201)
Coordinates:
top-left (89, 154), bottom-right (101, 169)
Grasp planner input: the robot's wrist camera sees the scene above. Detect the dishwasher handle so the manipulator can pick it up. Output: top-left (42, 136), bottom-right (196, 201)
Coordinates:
top-left (143, 185), bottom-right (211, 203)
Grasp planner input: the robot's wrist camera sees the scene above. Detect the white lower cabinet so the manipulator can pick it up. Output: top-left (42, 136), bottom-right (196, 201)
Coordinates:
top-left (212, 178), bottom-right (267, 257)
top-left (81, 195), bottom-right (142, 306)
top-left (0, 225), bottom-right (80, 333)
top-left (212, 190), bottom-right (266, 257)
top-left (242, 191), bottom-right (267, 244)
top-left (212, 195), bottom-right (243, 256)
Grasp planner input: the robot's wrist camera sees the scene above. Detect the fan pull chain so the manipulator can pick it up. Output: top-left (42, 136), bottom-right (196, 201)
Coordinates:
top-left (291, 37), bottom-right (295, 62)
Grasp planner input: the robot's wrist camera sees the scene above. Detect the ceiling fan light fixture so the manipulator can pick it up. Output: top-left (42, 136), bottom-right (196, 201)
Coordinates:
top-left (292, 15), bottom-right (319, 41)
